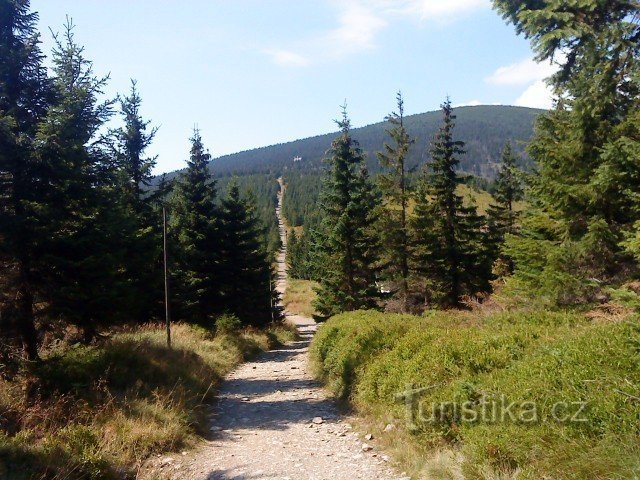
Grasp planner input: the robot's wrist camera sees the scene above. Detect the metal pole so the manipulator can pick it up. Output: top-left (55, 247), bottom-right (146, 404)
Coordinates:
top-left (163, 207), bottom-right (171, 348)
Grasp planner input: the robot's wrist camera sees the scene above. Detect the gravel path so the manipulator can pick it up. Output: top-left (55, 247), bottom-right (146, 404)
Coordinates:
top-left (151, 179), bottom-right (402, 480)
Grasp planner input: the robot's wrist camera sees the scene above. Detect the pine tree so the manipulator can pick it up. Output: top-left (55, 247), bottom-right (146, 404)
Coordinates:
top-left (487, 142), bottom-right (524, 272)
top-left (411, 99), bottom-right (491, 308)
top-left (314, 106), bottom-right (380, 318)
top-left (377, 92), bottom-right (413, 312)
top-left (219, 181), bottom-right (273, 325)
top-left (0, 0), bottom-right (50, 359)
top-left (170, 129), bottom-right (220, 325)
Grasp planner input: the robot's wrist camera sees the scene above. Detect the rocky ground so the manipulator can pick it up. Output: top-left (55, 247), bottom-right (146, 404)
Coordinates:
top-left (143, 179), bottom-right (406, 479)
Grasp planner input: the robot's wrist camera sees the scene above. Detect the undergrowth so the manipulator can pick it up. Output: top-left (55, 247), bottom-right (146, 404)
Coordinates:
top-left (0, 322), bottom-right (297, 479)
top-left (310, 309), bottom-right (640, 479)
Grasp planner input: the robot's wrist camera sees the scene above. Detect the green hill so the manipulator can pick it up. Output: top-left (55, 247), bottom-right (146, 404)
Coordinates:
top-left (162, 105), bottom-right (543, 181)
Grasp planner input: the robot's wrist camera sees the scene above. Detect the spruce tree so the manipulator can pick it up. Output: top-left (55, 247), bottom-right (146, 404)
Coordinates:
top-left (487, 142), bottom-right (524, 272)
top-left (113, 80), bottom-right (161, 322)
top-left (377, 92), bottom-right (413, 311)
top-left (314, 107), bottom-right (380, 318)
top-left (495, 0), bottom-right (640, 300)
top-left (115, 79), bottom-right (158, 212)
top-left (35, 21), bottom-right (126, 341)
top-left (219, 181), bottom-right (273, 325)
top-left (170, 129), bottom-right (220, 325)
top-left (286, 214), bottom-right (324, 282)
top-left (0, 0), bottom-right (49, 359)
top-left (287, 229), bottom-right (303, 278)
top-left (411, 99), bottom-right (491, 308)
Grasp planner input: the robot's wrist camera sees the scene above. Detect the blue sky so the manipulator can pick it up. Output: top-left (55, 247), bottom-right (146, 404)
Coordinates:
top-left (32, 0), bottom-right (558, 174)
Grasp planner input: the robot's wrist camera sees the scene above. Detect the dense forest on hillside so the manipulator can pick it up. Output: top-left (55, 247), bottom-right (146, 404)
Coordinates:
top-left (158, 105), bottom-right (541, 182)
top-left (207, 106), bottom-right (539, 232)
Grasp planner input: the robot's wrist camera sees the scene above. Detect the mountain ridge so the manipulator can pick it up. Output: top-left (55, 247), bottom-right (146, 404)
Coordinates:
top-left (159, 105), bottom-right (544, 181)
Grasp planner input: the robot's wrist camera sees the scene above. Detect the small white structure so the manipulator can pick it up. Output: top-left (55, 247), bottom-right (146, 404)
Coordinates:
top-left (293, 156), bottom-right (302, 162)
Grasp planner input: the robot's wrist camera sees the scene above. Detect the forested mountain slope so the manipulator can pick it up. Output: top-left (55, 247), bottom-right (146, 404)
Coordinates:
top-left (163, 105), bottom-right (542, 181)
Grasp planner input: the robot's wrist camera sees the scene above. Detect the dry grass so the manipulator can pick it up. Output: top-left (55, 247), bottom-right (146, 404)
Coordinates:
top-left (284, 279), bottom-right (319, 318)
top-left (0, 322), bottom-right (296, 479)
top-left (406, 185), bottom-right (526, 217)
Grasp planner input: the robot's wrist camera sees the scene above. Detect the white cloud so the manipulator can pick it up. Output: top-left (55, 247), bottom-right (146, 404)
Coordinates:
top-left (485, 57), bottom-right (557, 86)
top-left (486, 56), bottom-right (562, 109)
top-left (515, 79), bottom-right (555, 109)
top-left (263, 0), bottom-right (489, 67)
top-left (264, 49), bottom-right (310, 67)
top-left (324, 3), bottom-right (387, 56)
top-left (376, 0), bottom-right (490, 20)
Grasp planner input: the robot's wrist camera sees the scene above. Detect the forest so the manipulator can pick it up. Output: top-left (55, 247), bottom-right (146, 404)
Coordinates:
top-left (0, 3), bottom-right (287, 476)
top-left (297, 1), bottom-right (640, 477)
top-left (1, 0), bottom-right (639, 479)
top-left (160, 104), bottom-right (542, 180)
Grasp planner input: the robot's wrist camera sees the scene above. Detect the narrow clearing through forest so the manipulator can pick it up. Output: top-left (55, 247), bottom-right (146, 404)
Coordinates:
top-left (158, 178), bottom-right (402, 479)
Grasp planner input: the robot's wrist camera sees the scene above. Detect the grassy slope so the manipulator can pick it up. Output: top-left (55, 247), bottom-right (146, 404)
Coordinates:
top-left (0, 323), bottom-right (296, 479)
top-left (310, 310), bottom-right (640, 479)
top-left (405, 184), bottom-right (526, 217)
top-left (284, 279), bottom-right (318, 318)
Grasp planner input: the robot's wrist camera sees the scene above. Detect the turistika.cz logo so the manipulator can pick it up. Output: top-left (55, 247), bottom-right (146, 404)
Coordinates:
top-left (395, 385), bottom-right (589, 430)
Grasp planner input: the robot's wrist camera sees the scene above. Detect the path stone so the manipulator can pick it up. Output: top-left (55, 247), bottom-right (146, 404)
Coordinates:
top-left (151, 178), bottom-right (401, 480)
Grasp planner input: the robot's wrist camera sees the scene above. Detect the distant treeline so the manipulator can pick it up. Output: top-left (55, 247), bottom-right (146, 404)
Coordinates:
top-left (155, 105), bottom-right (542, 182)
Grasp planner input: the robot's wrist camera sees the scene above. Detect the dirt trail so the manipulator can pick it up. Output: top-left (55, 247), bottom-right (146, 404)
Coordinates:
top-left (155, 178), bottom-right (402, 479)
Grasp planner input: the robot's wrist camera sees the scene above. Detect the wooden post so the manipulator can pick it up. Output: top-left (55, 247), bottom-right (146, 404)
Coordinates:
top-left (163, 207), bottom-right (171, 348)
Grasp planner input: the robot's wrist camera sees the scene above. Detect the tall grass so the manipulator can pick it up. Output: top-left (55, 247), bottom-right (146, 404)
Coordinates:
top-left (283, 279), bottom-right (318, 318)
top-left (310, 310), bottom-right (640, 479)
top-left (0, 322), bottom-right (296, 479)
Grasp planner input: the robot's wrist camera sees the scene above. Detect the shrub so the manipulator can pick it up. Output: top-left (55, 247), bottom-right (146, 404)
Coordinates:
top-left (216, 314), bottom-right (243, 334)
top-left (311, 309), bottom-right (640, 479)
top-left (310, 311), bottom-right (416, 399)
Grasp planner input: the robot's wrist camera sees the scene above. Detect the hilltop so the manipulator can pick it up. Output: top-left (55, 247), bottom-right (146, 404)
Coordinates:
top-left (161, 105), bottom-right (543, 181)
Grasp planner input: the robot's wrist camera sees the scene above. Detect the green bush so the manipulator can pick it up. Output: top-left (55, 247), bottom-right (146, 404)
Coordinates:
top-left (310, 310), bottom-right (416, 399)
top-left (311, 310), bottom-right (640, 479)
top-left (216, 313), bottom-right (243, 334)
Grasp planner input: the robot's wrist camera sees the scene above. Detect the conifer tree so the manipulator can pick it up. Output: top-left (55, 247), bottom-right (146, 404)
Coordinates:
top-left (377, 92), bottom-right (413, 311)
top-left (495, 0), bottom-right (640, 299)
top-left (287, 214), bottom-right (325, 282)
top-left (0, 0), bottom-right (50, 359)
top-left (487, 142), bottom-right (524, 272)
top-left (314, 107), bottom-right (380, 318)
top-left (115, 79), bottom-right (158, 212)
top-left (113, 80), bottom-right (161, 321)
top-left (287, 230), bottom-right (304, 278)
top-left (411, 99), bottom-right (491, 308)
top-left (35, 21), bottom-right (126, 341)
top-left (219, 181), bottom-right (273, 325)
top-left (170, 129), bottom-right (220, 324)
